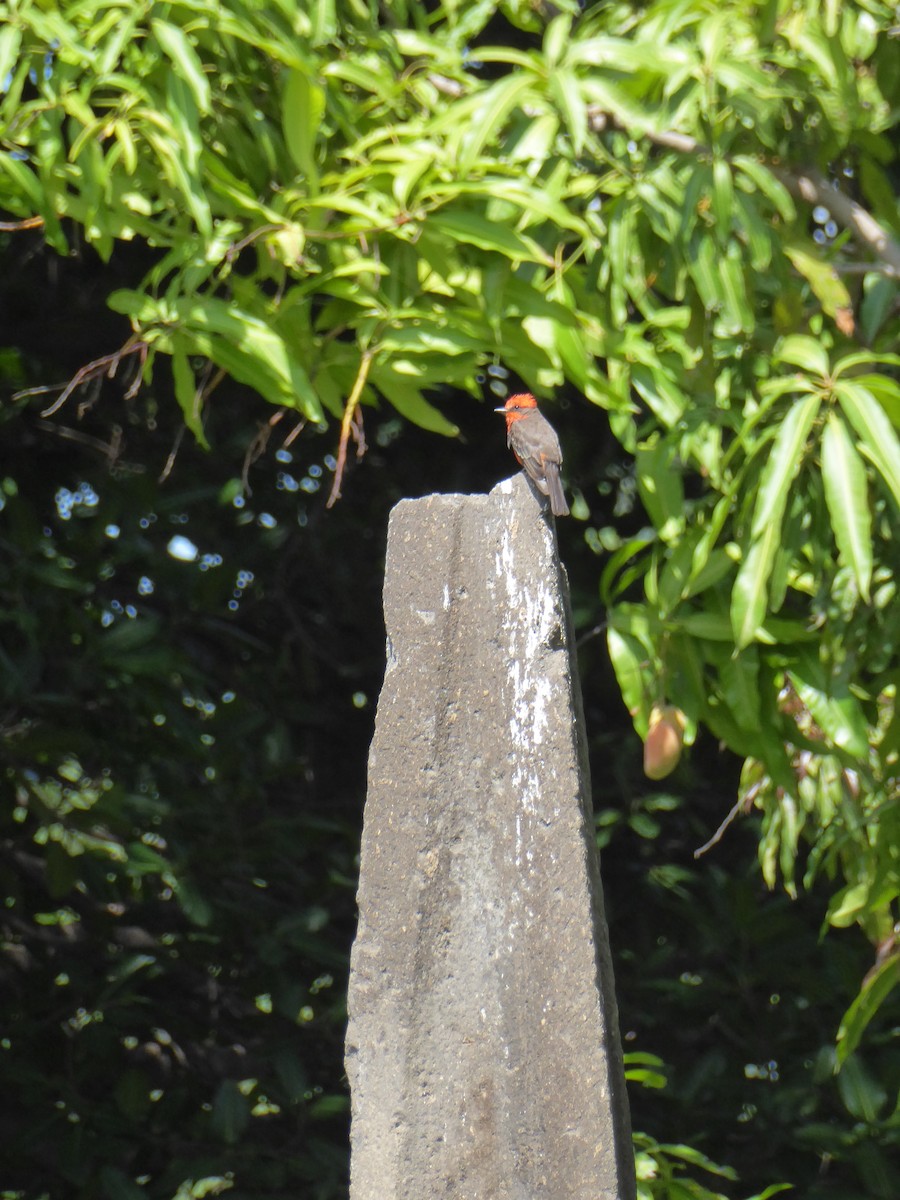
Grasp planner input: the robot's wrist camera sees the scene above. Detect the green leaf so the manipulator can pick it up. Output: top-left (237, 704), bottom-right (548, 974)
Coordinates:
top-left (118, 291), bottom-right (324, 422)
top-left (171, 340), bottom-right (210, 450)
top-left (428, 210), bottom-right (550, 263)
top-left (719, 240), bottom-right (754, 333)
top-left (750, 393), bottom-right (821, 538)
top-left (836, 955), bottom-right (900, 1065)
top-left (774, 334), bottom-right (829, 377)
top-left (831, 350), bottom-right (900, 376)
top-left (600, 536), bottom-right (653, 606)
top-left (821, 412), bottom-right (871, 601)
top-left (0, 23), bottom-right (21, 86)
top-left (444, 74), bottom-right (535, 169)
top-left (835, 1054), bottom-right (888, 1122)
top-left (689, 233), bottom-right (724, 314)
top-left (711, 158), bottom-right (733, 235)
top-left (790, 648), bottom-right (870, 759)
top-left (846, 373), bottom-right (900, 432)
top-left (835, 381), bottom-right (900, 511)
top-left (720, 650), bottom-right (762, 733)
top-left (675, 612), bottom-right (734, 641)
top-left (374, 374), bottom-right (459, 436)
top-left (657, 539), bottom-right (695, 616)
top-left (731, 521), bottom-right (781, 649)
top-left (151, 19), bottom-right (211, 114)
top-left (378, 324), bottom-right (483, 356)
top-left (636, 437), bottom-right (684, 539)
top-left (826, 880), bottom-right (870, 929)
top-left (732, 155), bottom-right (797, 221)
top-left (859, 275), bottom-right (897, 343)
top-left (550, 69), bottom-right (587, 155)
top-left (607, 627), bottom-right (649, 730)
top-left (282, 68), bottom-right (325, 188)
top-left (785, 245), bottom-right (851, 318)
top-left (210, 1081), bottom-right (251, 1144)
top-left (179, 298), bottom-right (323, 418)
top-left (631, 365), bottom-right (685, 428)
top-left (311, 0), bottom-right (337, 44)
top-left (543, 11), bottom-right (572, 66)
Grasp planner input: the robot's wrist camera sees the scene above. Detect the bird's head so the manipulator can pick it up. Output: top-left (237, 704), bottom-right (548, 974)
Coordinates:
top-left (494, 393), bottom-right (539, 417)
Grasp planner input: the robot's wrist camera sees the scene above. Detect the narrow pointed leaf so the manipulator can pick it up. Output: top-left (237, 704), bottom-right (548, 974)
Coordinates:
top-left (733, 156), bottom-right (797, 221)
top-left (835, 381), bottom-right (900, 511)
top-left (171, 340), bottom-right (209, 449)
top-left (774, 334), bottom-right (829, 377)
top-left (750, 393), bottom-right (821, 537)
top-left (429, 211), bottom-right (549, 263)
top-left (373, 372), bottom-right (459, 436)
top-left (550, 69), bottom-right (587, 155)
top-left (151, 20), bottom-right (211, 114)
top-left (282, 69), bottom-right (325, 187)
top-left (836, 955), bottom-right (900, 1065)
top-left (450, 74), bottom-right (534, 168)
top-left (731, 520), bottom-right (780, 647)
top-left (790, 648), bottom-right (870, 759)
top-left (785, 245), bottom-right (851, 318)
top-left (721, 650), bottom-right (762, 732)
top-left (821, 412), bottom-right (871, 601)
top-left (0, 25), bottom-right (21, 86)
top-left (607, 627), bottom-right (649, 732)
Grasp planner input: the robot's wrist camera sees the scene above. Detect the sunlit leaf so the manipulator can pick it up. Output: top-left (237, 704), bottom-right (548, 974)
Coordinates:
top-left (785, 245), bottom-right (851, 318)
top-left (731, 521), bottom-right (779, 648)
top-left (750, 392), bottom-right (820, 539)
top-left (428, 210), bottom-right (550, 263)
top-left (550, 68), bottom-right (587, 155)
top-left (282, 68), bottom-right (325, 189)
top-left (607, 627), bottom-right (649, 731)
top-left (636, 436), bottom-right (684, 539)
top-left (372, 372), bottom-right (459, 436)
top-left (821, 412), bottom-right (871, 601)
top-left (151, 19), bottom-right (211, 114)
top-left (790, 647), bottom-right (870, 759)
top-left (835, 381), bottom-right (900, 511)
top-left (774, 334), bottom-right (829, 377)
top-left (0, 23), bottom-right (22, 85)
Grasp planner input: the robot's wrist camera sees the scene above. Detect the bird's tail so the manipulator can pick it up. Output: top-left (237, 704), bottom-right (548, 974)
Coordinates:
top-left (544, 462), bottom-right (569, 517)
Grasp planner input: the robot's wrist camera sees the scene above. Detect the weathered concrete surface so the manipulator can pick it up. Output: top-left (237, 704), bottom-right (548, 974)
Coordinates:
top-left (346, 473), bottom-right (635, 1200)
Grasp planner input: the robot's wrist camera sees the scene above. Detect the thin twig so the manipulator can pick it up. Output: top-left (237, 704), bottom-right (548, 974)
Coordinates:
top-left (575, 620), bottom-right (608, 649)
top-left (241, 410), bottom-right (285, 496)
top-left (326, 350), bottom-right (373, 509)
top-left (772, 164), bottom-right (900, 279)
top-left (35, 419), bottom-right (124, 464)
top-left (226, 224), bottom-right (280, 262)
top-left (282, 417), bottom-right (308, 448)
top-left (158, 425), bottom-right (187, 483)
top-left (0, 215), bottom-right (44, 231)
top-left (694, 795), bottom-right (747, 859)
top-left (13, 337), bottom-right (147, 417)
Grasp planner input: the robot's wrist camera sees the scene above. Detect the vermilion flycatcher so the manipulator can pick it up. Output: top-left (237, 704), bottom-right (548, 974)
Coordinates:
top-left (495, 393), bottom-right (570, 517)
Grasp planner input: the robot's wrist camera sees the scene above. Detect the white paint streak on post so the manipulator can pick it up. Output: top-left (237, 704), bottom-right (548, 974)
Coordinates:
top-left (346, 474), bottom-right (635, 1200)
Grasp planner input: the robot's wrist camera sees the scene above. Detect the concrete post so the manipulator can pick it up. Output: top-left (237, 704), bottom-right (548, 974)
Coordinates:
top-left (346, 474), bottom-right (635, 1200)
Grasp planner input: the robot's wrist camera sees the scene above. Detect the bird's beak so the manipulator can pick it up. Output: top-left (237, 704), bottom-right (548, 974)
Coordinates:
top-left (493, 405), bottom-right (507, 413)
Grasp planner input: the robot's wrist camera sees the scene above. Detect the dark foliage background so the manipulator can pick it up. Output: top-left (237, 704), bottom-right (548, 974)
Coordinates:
top-left (3, 0), bottom-right (900, 1194)
top-left (1, 231), bottom-right (892, 1200)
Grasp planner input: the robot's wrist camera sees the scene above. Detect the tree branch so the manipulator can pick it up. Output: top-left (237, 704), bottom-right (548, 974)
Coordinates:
top-left (772, 165), bottom-right (900, 279)
top-left (587, 108), bottom-right (900, 279)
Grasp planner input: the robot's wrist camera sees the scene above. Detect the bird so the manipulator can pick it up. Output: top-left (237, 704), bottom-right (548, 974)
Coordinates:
top-left (495, 393), bottom-right (569, 517)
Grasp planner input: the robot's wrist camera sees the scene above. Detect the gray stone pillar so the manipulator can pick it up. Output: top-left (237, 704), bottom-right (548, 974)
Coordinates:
top-left (346, 474), bottom-right (635, 1200)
